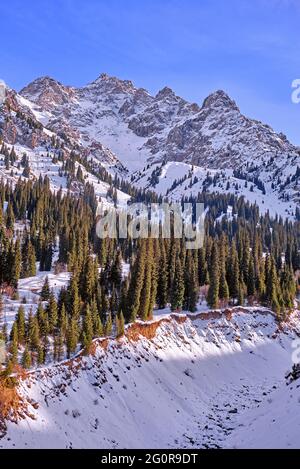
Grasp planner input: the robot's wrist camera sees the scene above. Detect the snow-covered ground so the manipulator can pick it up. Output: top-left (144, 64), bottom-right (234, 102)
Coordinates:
top-left (1, 267), bottom-right (71, 336)
top-left (0, 256), bottom-right (129, 338)
top-left (0, 143), bottom-right (131, 208)
top-left (1, 308), bottom-right (299, 449)
top-left (226, 376), bottom-right (300, 449)
top-left (134, 161), bottom-right (297, 220)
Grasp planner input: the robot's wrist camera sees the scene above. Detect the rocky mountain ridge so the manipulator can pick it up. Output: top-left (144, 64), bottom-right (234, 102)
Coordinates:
top-left (1, 73), bottom-right (300, 218)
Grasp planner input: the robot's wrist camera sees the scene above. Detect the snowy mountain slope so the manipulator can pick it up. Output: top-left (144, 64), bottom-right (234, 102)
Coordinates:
top-left (17, 73), bottom-right (300, 216)
top-left (226, 379), bottom-right (300, 449)
top-left (1, 72), bottom-right (300, 217)
top-left (1, 308), bottom-right (299, 449)
top-left (133, 161), bottom-right (297, 219)
top-left (0, 142), bottom-right (130, 208)
top-left (19, 76), bottom-right (77, 114)
top-left (0, 80), bottom-right (122, 170)
top-left (20, 74), bottom-right (300, 174)
top-left (20, 74), bottom-right (201, 172)
top-left (0, 85), bottom-right (54, 149)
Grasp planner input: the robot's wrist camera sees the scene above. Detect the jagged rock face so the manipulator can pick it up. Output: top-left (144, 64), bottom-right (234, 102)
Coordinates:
top-left (201, 89), bottom-right (239, 112)
top-left (126, 87), bottom-right (200, 139)
top-left (1, 72), bottom-right (300, 218)
top-left (0, 89), bottom-right (49, 148)
top-left (18, 74), bottom-right (300, 174)
top-left (162, 91), bottom-right (298, 169)
top-left (20, 76), bottom-right (76, 112)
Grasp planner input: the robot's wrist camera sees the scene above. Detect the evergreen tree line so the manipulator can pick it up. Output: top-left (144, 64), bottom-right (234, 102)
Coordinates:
top-left (0, 174), bottom-right (300, 370)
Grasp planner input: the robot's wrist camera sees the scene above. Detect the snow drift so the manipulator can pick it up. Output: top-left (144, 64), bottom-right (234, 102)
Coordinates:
top-left (1, 308), bottom-right (300, 449)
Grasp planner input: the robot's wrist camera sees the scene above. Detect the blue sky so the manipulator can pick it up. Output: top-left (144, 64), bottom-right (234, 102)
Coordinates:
top-left (0, 0), bottom-right (300, 143)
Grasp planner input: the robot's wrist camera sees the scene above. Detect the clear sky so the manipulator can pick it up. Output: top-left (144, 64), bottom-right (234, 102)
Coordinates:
top-left (0, 0), bottom-right (299, 143)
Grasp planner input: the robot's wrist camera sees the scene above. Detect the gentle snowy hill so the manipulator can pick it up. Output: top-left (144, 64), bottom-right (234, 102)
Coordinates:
top-left (1, 308), bottom-right (299, 449)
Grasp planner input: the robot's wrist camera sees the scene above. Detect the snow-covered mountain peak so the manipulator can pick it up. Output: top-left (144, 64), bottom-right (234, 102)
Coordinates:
top-left (20, 75), bottom-right (76, 112)
top-left (155, 86), bottom-right (177, 100)
top-left (23, 75), bottom-right (58, 87)
top-left (87, 72), bottom-right (137, 96)
top-left (1, 72), bottom-right (300, 218)
top-left (202, 89), bottom-right (239, 112)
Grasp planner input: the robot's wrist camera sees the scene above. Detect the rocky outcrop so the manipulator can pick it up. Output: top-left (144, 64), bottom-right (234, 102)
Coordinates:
top-left (1, 72), bottom-right (299, 207)
top-left (20, 76), bottom-right (76, 112)
top-left (18, 73), bottom-right (300, 177)
top-left (0, 89), bottom-right (49, 148)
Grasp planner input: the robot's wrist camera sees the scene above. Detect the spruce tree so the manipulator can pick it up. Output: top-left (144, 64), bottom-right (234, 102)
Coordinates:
top-left (41, 276), bottom-right (50, 301)
top-left (139, 242), bottom-right (153, 321)
top-left (116, 311), bottom-right (125, 338)
top-left (82, 304), bottom-right (93, 350)
top-left (36, 302), bottom-right (48, 337)
top-left (184, 251), bottom-right (198, 312)
top-left (22, 345), bottom-right (31, 369)
top-left (5, 202), bottom-right (15, 232)
top-left (110, 287), bottom-right (118, 314)
top-left (59, 303), bottom-right (68, 338)
top-left (170, 255), bottom-right (184, 312)
top-left (148, 240), bottom-right (158, 319)
top-left (16, 306), bottom-right (26, 345)
top-left (247, 256), bottom-right (256, 298)
top-left (198, 247), bottom-right (209, 286)
top-left (281, 265), bottom-right (296, 311)
top-left (125, 241), bottom-right (146, 322)
top-left (238, 281), bottom-right (245, 306)
top-left (156, 241), bottom-right (168, 309)
top-left (66, 318), bottom-right (78, 358)
top-left (12, 238), bottom-right (22, 288)
top-left (227, 244), bottom-right (240, 301)
top-left (27, 240), bottom-right (36, 277)
top-left (266, 257), bottom-right (280, 313)
top-left (47, 293), bottom-right (58, 333)
top-left (219, 244), bottom-right (229, 306)
top-left (118, 279), bottom-right (129, 321)
top-left (84, 256), bottom-right (97, 303)
top-left (110, 250), bottom-right (123, 289)
top-left (28, 315), bottom-right (40, 352)
top-left (10, 322), bottom-right (19, 365)
top-left (207, 242), bottom-right (220, 309)
top-left (56, 332), bottom-right (64, 362)
top-left (37, 346), bottom-right (45, 366)
top-left (90, 297), bottom-right (103, 337)
top-left (70, 275), bottom-right (81, 320)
